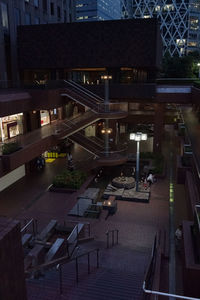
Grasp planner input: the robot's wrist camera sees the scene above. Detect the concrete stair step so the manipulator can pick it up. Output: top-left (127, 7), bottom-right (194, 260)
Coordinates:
top-left (27, 263), bottom-right (143, 300)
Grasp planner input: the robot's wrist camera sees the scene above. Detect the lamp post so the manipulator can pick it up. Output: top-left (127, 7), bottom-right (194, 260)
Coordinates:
top-left (101, 75), bottom-right (112, 112)
top-left (101, 75), bottom-right (112, 157)
top-left (197, 63), bottom-right (200, 79)
top-left (130, 132), bottom-right (147, 192)
top-left (101, 126), bottom-right (112, 156)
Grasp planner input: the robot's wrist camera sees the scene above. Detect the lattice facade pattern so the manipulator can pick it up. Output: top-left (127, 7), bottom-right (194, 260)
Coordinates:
top-left (121, 0), bottom-right (200, 56)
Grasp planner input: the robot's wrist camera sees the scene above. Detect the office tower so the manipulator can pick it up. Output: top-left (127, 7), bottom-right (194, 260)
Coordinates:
top-left (0, 0), bottom-right (76, 86)
top-left (75, 0), bottom-right (121, 21)
top-left (123, 0), bottom-right (200, 56)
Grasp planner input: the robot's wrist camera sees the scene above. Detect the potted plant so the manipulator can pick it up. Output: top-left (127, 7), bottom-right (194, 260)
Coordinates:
top-left (2, 142), bottom-right (21, 155)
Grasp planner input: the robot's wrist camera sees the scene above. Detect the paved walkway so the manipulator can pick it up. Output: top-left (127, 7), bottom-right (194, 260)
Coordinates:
top-left (0, 124), bottom-right (190, 298)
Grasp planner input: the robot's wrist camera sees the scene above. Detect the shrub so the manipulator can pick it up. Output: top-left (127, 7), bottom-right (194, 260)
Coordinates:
top-left (140, 152), bottom-right (164, 175)
top-left (2, 142), bottom-right (20, 155)
top-left (53, 170), bottom-right (87, 189)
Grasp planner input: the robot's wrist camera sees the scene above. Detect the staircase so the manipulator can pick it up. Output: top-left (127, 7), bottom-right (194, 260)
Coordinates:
top-left (26, 243), bottom-right (145, 300)
top-left (69, 131), bottom-right (105, 157)
top-left (61, 80), bottom-right (104, 112)
top-left (54, 110), bottom-right (100, 139)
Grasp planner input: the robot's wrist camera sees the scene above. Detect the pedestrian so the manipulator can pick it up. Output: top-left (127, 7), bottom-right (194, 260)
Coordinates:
top-left (147, 172), bottom-right (154, 186)
top-left (175, 224), bottom-right (183, 252)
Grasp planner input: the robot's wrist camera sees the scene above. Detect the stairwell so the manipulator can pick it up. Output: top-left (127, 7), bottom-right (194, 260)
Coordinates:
top-left (26, 241), bottom-right (146, 300)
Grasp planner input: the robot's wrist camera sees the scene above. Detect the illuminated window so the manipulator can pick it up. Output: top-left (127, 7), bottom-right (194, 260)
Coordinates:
top-left (155, 6), bottom-right (160, 12)
top-left (176, 39), bottom-right (186, 46)
top-left (163, 4), bottom-right (174, 11)
top-left (190, 17), bottom-right (199, 30)
top-left (188, 41), bottom-right (198, 47)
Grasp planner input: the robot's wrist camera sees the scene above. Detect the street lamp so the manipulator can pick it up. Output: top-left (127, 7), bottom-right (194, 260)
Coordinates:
top-left (197, 63), bottom-right (200, 79)
top-left (130, 132), bottom-right (147, 192)
top-left (101, 75), bottom-right (112, 112)
top-left (101, 75), bottom-right (112, 157)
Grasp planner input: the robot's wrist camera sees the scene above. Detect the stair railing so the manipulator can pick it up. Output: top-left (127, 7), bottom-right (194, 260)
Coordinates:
top-left (26, 248), bottom-right (99, 296)
top-left (64, 79), bottom-right (104, 103)
top-left (57, 248), bottom-right (99, 295)
top-left (70, 131), bottom-right (104, 150)
top-left (106, 229), bottom-right (119, 248)
top-left (143, 235), bottom-right (200, 300)
top-left (21, 218), bottom-right (38, 237)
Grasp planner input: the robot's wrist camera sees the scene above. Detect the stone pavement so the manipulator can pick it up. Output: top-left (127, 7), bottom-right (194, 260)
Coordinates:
top-left (0, 128), bottom-right (189, 298)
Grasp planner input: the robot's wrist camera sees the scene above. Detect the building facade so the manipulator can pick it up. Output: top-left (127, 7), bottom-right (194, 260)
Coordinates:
top-left (0, 0), bottom-right (76, 86)
top-left (75, 0), bottom-right (121, 21)
top-left (122, 0), bottom-right (200, 56)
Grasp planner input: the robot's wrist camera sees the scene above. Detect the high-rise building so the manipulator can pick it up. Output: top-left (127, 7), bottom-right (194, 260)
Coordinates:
top-left (75, 0), bottom-right (121, 22)
top-left (122, 0), bottom-right (200, 56)
top-left (0, 0), bottom-right (76, 86)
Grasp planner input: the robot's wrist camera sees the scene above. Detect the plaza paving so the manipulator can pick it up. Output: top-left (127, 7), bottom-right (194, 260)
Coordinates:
top-left (0, 124), bottom-right (189, 298)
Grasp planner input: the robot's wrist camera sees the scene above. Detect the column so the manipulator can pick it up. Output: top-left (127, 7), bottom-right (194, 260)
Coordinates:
top-left (153, 103), bottom-right (165, 153)
top-left (0, 218), bottom-right (27, 300)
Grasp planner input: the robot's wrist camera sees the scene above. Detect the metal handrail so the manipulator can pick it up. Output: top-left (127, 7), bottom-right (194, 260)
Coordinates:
top-left (99, 147), bottom-right (128, 155)
top-left (106, 229), bottom-right (119, 248)
top-left (70, 131), bottom-right (104, 150)
top-left (26, 247), bottom-right (99, 279)
top-left (143, 282), bottom-right (200, 300)
top-left (61, 89), bottom-right (101, 112)
top-left (143, 234), bottom-right (200, 300)
top-left (67, 79), bottom-right (104, 102)
top-left (21, 218), bottom-right (37, 236)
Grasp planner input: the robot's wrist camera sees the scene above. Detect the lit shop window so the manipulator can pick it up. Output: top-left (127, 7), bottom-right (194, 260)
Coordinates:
top-left (0, 113), bottom-right (23, 142)
top-left (40, 111), bottom-right (50, 126)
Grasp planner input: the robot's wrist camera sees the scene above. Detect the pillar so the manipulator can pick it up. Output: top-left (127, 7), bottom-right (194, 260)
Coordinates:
top-left (0, 217), bottom-right (27, 300)
top-left (153, 103), bottom-right (165, 153)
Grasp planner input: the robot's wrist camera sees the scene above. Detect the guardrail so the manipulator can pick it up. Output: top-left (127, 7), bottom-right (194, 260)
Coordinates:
top-left (143, 235), bottom-right (200, 300)
top-left (26, 248), bottom-right (99, 295)
top-left (106, 229), bottom-right (119, 248)
top-left (21, 218), bottom-right (38, 237)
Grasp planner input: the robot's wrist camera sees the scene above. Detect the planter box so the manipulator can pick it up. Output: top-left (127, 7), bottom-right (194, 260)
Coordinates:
top-left (48, 185), bottom-right (77, 193)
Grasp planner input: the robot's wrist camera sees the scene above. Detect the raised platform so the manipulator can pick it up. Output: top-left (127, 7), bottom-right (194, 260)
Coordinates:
top-left (103, 183), bottom-right (150, 203)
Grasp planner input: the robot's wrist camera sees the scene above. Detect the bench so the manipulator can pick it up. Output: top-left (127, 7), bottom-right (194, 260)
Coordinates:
top-left (45, 238), bottom-right (66, 262)
top-left (37, 219), bottom-right (57, 242)
top-left (22, 233), bottom-right (32, 247)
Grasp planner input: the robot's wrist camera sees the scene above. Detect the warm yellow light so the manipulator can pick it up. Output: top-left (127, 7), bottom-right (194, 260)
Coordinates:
top-left (101, 75), bottom-right (112, 80)
top-left (101, 128), bottom-right (112, 134)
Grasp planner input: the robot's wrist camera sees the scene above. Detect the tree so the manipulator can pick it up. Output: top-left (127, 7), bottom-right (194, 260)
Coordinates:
top-left (162, 51), bottom-right (200, 78)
